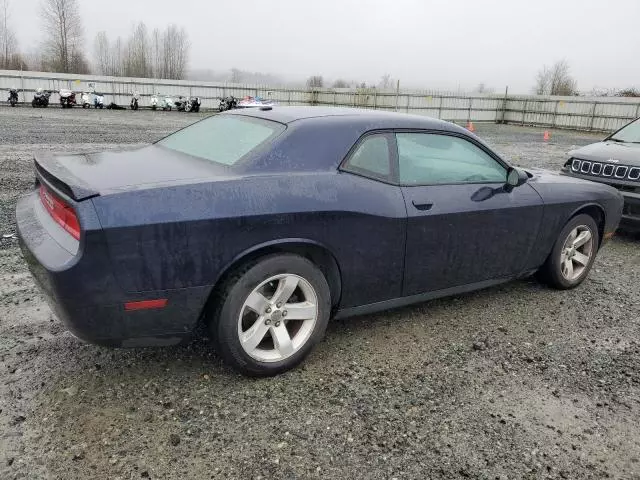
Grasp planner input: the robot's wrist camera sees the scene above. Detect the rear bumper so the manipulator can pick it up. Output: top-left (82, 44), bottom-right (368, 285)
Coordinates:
top-left (16, 191), bottom-right (210, 347)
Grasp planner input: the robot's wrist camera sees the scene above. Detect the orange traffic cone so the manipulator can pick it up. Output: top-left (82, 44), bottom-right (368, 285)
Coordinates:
top-left (543, 130), bottom-right (550, 142)
top-left (467, 121), bottom-right (475, 132)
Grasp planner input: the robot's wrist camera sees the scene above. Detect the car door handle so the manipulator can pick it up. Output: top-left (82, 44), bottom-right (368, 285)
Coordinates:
top-left (412, 200), bottom-right (433, 211)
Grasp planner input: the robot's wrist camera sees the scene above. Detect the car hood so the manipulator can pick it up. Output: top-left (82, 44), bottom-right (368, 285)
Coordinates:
top-left (35, 145), bottom-right (235, 199)
top-left (569, 141), bottom-right (640, 165)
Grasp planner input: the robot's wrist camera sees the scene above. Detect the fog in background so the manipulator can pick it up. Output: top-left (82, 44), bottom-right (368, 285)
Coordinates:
top-left (6, 0), bottom-right (640, 93)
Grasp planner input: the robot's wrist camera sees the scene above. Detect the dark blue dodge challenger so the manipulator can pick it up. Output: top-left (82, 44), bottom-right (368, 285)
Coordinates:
top-left (17, 107), bottom-right (623, 376)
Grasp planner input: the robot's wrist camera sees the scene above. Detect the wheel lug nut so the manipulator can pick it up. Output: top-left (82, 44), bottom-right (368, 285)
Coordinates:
top-left (265, 319), bottom-right (271, 325)
top-left (266, 307), bottom-right (271, 313)
top-left (276, 303), bottom-right (282, 308)
top-left (282, 310), bottom-right (288, 317)
top-left (275, 321), bottom-right (281, 327)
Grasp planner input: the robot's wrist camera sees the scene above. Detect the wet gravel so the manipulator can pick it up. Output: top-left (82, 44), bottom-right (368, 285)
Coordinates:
top-left (1, 107), bottom-right (639, 480)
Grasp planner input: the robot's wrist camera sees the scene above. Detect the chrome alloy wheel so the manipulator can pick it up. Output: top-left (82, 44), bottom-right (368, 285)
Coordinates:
top-left (238, 274), bottom-right (318, 362)
top-left (560, 225), bottom-right (594, 281)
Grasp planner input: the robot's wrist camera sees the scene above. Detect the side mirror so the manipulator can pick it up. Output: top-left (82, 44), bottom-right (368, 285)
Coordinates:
top-left (506, 167), bottom-right (528, 189)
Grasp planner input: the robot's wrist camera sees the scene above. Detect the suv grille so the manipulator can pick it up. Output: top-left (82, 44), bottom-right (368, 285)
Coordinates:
top-left (571, 159), bottom-right (640, 182)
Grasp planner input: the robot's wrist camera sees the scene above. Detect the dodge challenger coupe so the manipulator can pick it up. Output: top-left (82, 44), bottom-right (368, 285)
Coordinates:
top-left (561, 116), bottom-right (640, 230)
top-left (17, 107), bottom-right (623, 376)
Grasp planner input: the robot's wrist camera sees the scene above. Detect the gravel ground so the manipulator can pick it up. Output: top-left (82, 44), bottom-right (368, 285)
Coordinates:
top-left (1, 107), bottom-right (639, 480)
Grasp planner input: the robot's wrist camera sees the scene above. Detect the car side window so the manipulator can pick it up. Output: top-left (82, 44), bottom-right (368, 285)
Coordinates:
top-left (342, 134), bottom-right (392, 181)
top-left (396, 133), bottom-right (507, 186)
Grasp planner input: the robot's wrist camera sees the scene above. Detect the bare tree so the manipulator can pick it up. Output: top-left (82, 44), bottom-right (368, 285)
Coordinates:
top-left (151, 28), bottom-right (162, 78)
top-left (306, 75), bottom-right (323, 89)
top-left (534, 66), bottom-right (551, 95)
top-left (161, 24), bottom-right (188, 79)
top-left (617, 88), bottom-right (640, 98)
top-left (23, 49), bottom-right (47, 71)
top-left (229, 68), bottom-right (242, 83)
top-left (124, 22), bottom-right (151, 78)
top-left (110, 36), bottom-right (123, 77)
top-left (379, 73), bottom-right (393, 89)
top-left (40, 0), bottom-right (86, 73)
top-left (69, 48), bottom-right (89, 73)
top-left (92, 24), bottom-right (189, 80)
top-left (0, 0), bottom-right (18, 69)
top-left (332, 79), bottom-right (349, 88)
top-left (534, 60), bottom-right (577, 96)
top-left (549, 60), bottom-right (577, 96)
top-left (94, 31), bottom-right (110, 75)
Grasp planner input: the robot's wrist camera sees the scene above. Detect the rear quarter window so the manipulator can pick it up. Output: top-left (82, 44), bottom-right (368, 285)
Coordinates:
top-left (158, 115), bottom-right (285, 166)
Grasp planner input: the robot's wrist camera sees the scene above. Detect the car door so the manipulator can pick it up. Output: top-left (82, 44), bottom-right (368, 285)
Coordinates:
top-left (337, 132), bottom-right (407, 307)
top-left (397, 131), bottom-right (544, 296)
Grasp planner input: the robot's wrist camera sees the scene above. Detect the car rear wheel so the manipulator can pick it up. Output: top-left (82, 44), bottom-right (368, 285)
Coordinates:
top-left (210, 254), bottom-right (331, 376)
top-left (538, 214), bottom-right (599, 289)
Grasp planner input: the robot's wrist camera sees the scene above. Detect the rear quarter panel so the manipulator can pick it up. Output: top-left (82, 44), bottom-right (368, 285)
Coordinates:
top-left (91, 172), bottom-right (407, 309)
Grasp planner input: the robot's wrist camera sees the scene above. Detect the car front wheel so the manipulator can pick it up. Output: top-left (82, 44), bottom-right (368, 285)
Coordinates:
top-left (210, 254), bottom-right (331, 376)
top-left (538, 213), bottom-right (599, 289)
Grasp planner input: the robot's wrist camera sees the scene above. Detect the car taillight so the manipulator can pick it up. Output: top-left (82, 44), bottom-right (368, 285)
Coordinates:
top-left (39, 185), bottom-right (80, 240)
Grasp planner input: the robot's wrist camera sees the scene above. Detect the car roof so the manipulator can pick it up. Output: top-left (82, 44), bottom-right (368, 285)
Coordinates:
top-left (225, 105), bottom-right (457, 130)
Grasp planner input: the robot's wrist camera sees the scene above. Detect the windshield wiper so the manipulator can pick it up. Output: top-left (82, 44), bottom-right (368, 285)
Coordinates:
top-left (607, 137), bottom-right (624, 142)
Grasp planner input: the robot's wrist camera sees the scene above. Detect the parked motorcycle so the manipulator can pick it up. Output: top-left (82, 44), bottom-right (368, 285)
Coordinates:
top-left (174, 96), bottom-right (187, 111)
top-left (8, 88), bottom-right (18, 107)
top-left (106, 102), bottom-right (126, 110)
top-left (160, 95), bottom-right (174, 111)
top-left (130, 92), bottom-right (139, 110)
top-left (185, 96), bottom-right (201, 112)
top-left (218, 96), bottom-right (238, 112)
top-left (81, 92), bottom-right (92, 108)
top-left (59, 89), bottom-right (76, 108)
top-left (93, 93), bottom-right (105, 109)
top-left (150, 93), bottom-right (159, 110)
top-left (32, 88), bottom-right (51, 108)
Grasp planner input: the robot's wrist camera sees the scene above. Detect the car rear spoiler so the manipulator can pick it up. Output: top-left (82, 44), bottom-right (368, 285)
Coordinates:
top-left (34, 152), bottom-right (100, 201)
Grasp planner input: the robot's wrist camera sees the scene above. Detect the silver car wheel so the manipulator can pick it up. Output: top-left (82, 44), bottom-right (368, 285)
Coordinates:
top-left (238, 274), bottom-right (318, 363)
top-left (560, 225), bottom-right (594, 281)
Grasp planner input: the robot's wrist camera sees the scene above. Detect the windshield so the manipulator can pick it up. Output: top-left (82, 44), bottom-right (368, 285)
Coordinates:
top-left (158, 115), bottom-right (285, 166)
top-left (609, 118), bottom-right (640, 143)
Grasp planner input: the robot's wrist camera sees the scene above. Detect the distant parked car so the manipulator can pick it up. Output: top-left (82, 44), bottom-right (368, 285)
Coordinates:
top-left (562, 117), bottom-right (640, 230)
top-left (17, 107), bottom-right (622, 376)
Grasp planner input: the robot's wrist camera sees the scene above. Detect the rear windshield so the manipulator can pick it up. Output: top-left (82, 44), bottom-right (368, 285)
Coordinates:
top-left (157, 115), bottom-right (285, 165)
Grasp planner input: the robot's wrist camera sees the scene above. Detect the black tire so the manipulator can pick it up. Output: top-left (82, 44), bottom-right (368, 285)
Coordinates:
top-left (537, 213), bottom-right (600, 289)
top-left (210, 254), bottom-right (331, 377)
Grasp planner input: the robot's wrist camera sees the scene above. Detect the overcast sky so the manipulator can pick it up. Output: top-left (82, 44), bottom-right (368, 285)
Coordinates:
top-left (8, 0), bottom-right (640, 93)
